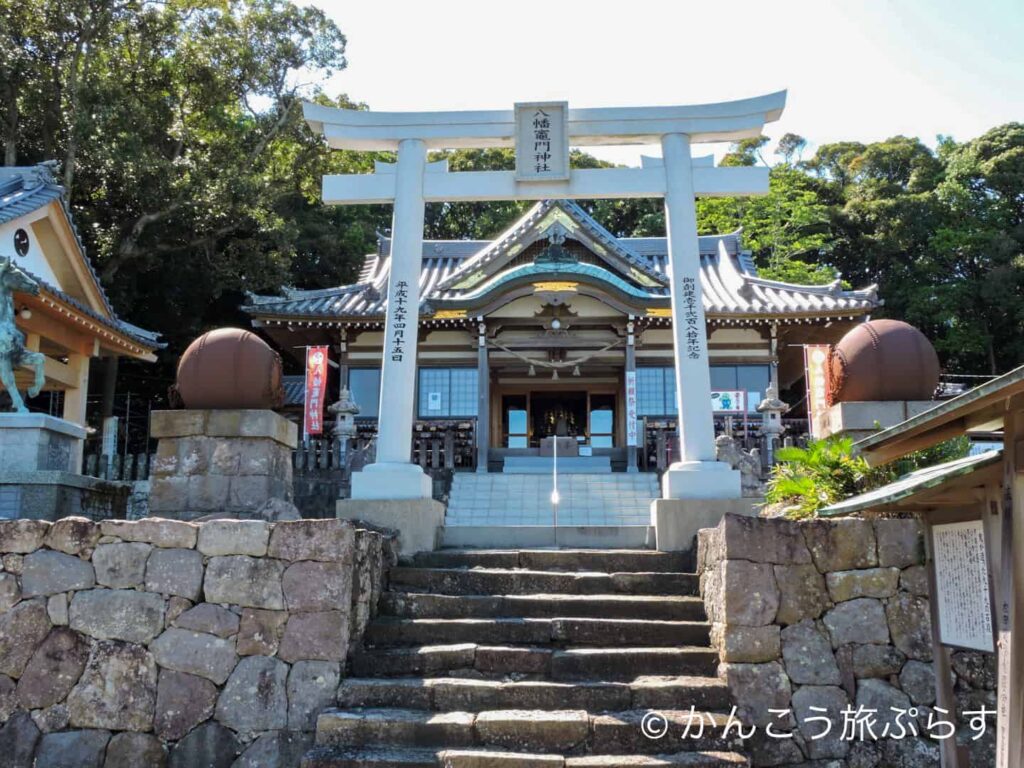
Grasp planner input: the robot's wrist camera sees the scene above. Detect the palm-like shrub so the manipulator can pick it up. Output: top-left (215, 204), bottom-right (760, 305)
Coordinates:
top-left (764, 437), bottom-right (880, 519)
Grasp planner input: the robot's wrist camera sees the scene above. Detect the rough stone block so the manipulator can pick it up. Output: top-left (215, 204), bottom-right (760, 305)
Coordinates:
top-left (951, 650), bottom-right (996, 689)
top-left (2, 554), bottom-right (23, 575)
top-left (0, 520), bottom-right (50, 553)
top-left (92, 542), bottom-right (151, 588)
top-left (0, 711), bottom-right (40, 767)
top-left (227, 475), bottom-right (272, 511)
top-left (721, 661), bottom-right (793, 728)
top-left (237, 609), bottom-right (288, 656)
top-left (802, 518), bottom-right (878, 572)
top-left (900, 659), bottom-right (937, 705)
top-left (168, 721), bottom-right (240, 768)
top-left (822, 598), bottom-right (890, 647)
top-left (99, 518), bottom-right (198, 549)
top-left (66, 640), bottom-right (157, 731)
top-left (43, 517), bottom-right (99, 556)
top-left (900, 565), bottom-right (929, 596)
top-left (215, 655), bottom-right (289, 733)
top-left (150, 628), bottom-right (238, 685)
top-left (773, 563), bottom-right (831, 625)
top-left (268, 519), bottom-right (355, 563)
top-left (711, 623), bottom-right (781, 663)
top-left (146, 547), bottom-right (204, 599)
top-left (716, 560), bottom-right (779, 626)
top-left (826, 567), bottom-right (900, 602)
top-left (30, 703), bottom-right (69, 733)
top-left (21, 550), bottom-right (95, 597)
top-left (792, 685), bottom-right (850, 759)
top-left (875, 518), bottom-right (924, 568)
top-left (283, 560), bottom-right (354, 612)
top-left (0, 572), bottom-right (20, 612)
top-left (196, 520), bottom-right (269, 557)
top-left (150, 410), bottom-right (208, 439)
top-left (855, 678), bottom-right (912, 734)
top-left (0, 673), bottom-right (13, 719)
top-left (204, 555), bottom-right (285, 609)
top-left (173, 603), bottom-right (239, 639)
top-left (155, 669), bottom-right (219, 741)
top-left (0, 599), bottom-right (52, 677)
top-left (287, 660), bottom-right (341, 731)
top-left (278, 611), bottom-right (348, 663)
top-left (166, 596), bottom-right (192, 624)
top-left (780, 619), bottom-right (841, 685)
top-left (35, 729), bottom-right (110, 768)
top-left (187, 474), bottom-right (232, 511)
top-left (69, 589), bottom-right (165, 644)
top-left (851, 643), bottom-right (906, 679)
top-left (147, 477), bottom-right (190, 514)
top-left (16, 627), bottom-right (89, 709)
top-left (886, 593), bottom-right (933, 661)
top-left (105, 732), bottom-right (167, 768)
top-left (719, 514), bottom-right (812, 564)
top-left (233, 731), bottom-right (312, 768)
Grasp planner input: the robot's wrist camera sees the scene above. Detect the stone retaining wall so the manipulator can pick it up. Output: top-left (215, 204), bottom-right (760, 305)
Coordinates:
top-left (697, 514), bottom-right (996, 768)
top-left (0, 516), bottom-right (395, 768)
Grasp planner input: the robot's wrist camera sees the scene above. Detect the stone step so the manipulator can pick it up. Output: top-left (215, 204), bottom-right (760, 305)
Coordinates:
top-left (314, 709), bottom-right (739, 754)
top-left (351, 645), bottom-right (718, 680)
top-left (441, 526), bottom-right (655, 550)
top-left (338, 676), bottom-right (732, 712)
top-left (551, 648), bottom-right (718, 681)
top-left (302, 747), bottom-right (749, 767)
top-left (381, 593), bottom-right (707, 621)
top-left (389, 568), bottom-right (698, 596)
top-left (365, 617), bottom-right (711, 648)
top-left (406, 549), bottom-right (691, 573)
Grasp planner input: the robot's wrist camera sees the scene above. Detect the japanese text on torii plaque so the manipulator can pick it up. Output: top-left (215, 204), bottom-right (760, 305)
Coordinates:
top-left (514, 101), bottom-right (569, 182)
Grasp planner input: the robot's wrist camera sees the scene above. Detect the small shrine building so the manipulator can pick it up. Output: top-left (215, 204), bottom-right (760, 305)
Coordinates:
top-left (245, 199), bottom-right (880, 472)
top-left (0, 164), bottom-right (161, 428)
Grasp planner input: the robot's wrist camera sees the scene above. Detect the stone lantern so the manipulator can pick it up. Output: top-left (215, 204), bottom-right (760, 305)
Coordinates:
top-left (756, 386), bottom-right (788, 467)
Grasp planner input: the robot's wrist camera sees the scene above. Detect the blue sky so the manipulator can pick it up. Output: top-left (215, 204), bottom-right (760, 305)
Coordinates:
top-left (313, 0), bottom-right (1024, 165)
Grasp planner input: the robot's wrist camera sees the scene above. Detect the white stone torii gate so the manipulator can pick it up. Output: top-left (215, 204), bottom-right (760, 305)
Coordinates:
top-left (305, 92), bottom-right (786, 512)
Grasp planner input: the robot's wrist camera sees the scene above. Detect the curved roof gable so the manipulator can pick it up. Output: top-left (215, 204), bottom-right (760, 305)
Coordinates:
top-left (434, 199), bottom-right (668, 292)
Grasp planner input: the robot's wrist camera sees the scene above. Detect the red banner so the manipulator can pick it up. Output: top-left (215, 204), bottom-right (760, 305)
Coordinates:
top-left (303, 346), bottom-right (329, 436)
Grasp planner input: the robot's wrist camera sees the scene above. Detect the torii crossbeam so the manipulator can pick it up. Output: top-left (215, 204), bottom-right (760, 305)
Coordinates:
top-left (304, 92), bottom-right (786, 506)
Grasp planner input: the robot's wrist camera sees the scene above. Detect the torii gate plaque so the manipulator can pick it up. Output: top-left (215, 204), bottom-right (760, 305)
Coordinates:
top-left (306, 92), bottom-right (786, 513)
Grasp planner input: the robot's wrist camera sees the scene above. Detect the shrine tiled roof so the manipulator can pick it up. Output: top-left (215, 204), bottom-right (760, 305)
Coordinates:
top-left (243, 199), bottom-right (880, 324)
top-left (0, 165), bottom-right (162, 349)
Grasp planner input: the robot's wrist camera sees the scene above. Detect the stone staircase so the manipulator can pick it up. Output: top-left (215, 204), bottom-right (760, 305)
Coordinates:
top-left (302, 548), bottom-right (749, 767)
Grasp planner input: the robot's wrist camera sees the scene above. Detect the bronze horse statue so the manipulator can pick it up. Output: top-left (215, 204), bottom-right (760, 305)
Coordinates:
top-left (0, 257), bottom-right (45, 413)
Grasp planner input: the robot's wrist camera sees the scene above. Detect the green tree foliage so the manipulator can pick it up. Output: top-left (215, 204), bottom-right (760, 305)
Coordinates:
top-left (1, 0), bottom-right (387, 392)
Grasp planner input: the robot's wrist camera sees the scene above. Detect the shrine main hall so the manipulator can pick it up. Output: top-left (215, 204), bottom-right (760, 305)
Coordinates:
top-left (244, 198), bottom-right (879, 487)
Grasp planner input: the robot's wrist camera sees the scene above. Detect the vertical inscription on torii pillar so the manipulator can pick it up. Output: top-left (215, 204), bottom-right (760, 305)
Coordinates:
top-left (514, 101), bottom-right (569, 182)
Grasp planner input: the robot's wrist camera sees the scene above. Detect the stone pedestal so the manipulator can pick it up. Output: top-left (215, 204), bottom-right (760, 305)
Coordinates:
top-left (0, 415), bottom-right (126, 520)
top-left (0, 414), bottom-right (85, 472)
top-left (149, 410), bottom-right (297, 521)
top-left (661, 460), bottom-right (741, 500)
top-left (818, 401), bottom-right (935, 442)
top-left (651, 497), bottom-right (759, 553)
top-left (336, 497), bottom-right (444, 555)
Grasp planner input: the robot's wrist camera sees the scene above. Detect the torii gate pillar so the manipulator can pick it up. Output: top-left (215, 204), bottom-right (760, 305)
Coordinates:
top-left (350, 138), bottom-right (433, 500)
top-left (659, 133), bottom-right (740, 499)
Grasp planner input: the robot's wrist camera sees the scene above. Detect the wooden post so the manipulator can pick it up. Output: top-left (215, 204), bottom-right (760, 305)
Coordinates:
top-left (997, 407), bottom-right (1024, 767)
